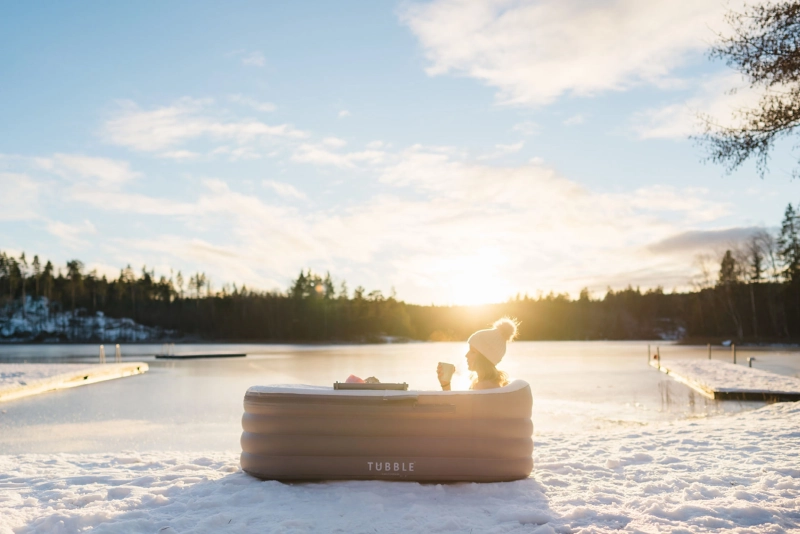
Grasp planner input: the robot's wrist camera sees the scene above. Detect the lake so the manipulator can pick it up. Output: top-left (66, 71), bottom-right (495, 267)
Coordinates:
top-left (1, 341), bottom-right (798, 454)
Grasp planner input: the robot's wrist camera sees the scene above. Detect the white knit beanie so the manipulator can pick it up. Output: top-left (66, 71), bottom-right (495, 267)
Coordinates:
top-left (467, 317), bottom-right (519, 366)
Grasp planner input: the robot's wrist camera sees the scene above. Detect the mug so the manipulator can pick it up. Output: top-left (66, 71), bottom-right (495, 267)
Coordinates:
top-left (438, 362), bottom-right (456, 382)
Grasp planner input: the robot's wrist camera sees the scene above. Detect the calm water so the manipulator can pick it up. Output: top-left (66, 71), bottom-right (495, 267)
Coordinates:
top-left (1, 342), bottom-right (799, 454)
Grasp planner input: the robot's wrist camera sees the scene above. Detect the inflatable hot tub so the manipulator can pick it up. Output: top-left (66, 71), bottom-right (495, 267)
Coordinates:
top-left (240, 380), bottom-right (533, 482)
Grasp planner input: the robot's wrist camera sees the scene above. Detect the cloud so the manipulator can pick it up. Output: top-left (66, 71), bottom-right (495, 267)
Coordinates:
top-left (228, 94), bottom-right (277, 112)
top-left (401, 0), bottom-right (737, 106)
top-left (632, 72), bottom-right (764, 139)
top-left (368, 145), bottom-right (734, 299)
top-left (263, 180), bottom-right (308, 201)
top-left (563, 114), bottom-right (585, 126)
top-left (46, 219), bottom-right (97, 248)
top-left (291, 144), bottom-right (386, 169)
top-left (46, 154), bottom-right (140, 185)
top-left (512, 121), bottom-right (539, 136)
top-left (239, 51), bottom-right (266, 67)
top-left (0, 172), bottom-right (40, 221)
top-left (322, 137), bottom-right (347, 148)
top-left (338, 110), bottom-right (351, 118)
top-left (104, 98), bottom-right (307, 153)
top-left (161, 150), bottom-right (201, 160)
top-left (209, 145), bottom-right (261, 161)
top-left (477, 141), bottom-right (524, 161)
top-left (5, 139), bottom-right (738, 304)
top-left (647, 227), bottom-right (765, 255)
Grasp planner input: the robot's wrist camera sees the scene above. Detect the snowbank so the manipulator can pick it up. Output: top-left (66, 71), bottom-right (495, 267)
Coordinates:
top-left (1, 402), bottom-right (798, 533)
top-left (657, 360), bottom-right (800, 395)
top-left (0, 297), bottom-right (174, 342)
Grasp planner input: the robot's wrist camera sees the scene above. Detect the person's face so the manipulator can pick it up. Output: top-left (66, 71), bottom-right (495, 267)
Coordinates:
top-left (465, 346), bottom-right (481, 371)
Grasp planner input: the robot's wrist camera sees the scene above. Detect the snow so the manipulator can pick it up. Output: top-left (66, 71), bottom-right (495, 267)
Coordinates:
top-left (0, 364), bottom-right (92, 389)
top-left (657, 360), bottom-right (800, 395)
top-left (2, 402), bottom-right (799, 533)
top-left (0, 297), bottom-right (173, 342)
top-left (0, 363), bottom-right (149, 402)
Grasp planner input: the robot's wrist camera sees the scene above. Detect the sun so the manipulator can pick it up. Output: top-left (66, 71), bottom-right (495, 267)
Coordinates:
top-left (432, 249), bottom-right (512, 306)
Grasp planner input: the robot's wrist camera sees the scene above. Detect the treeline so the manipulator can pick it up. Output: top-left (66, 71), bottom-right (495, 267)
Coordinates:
top-left (3, 202), bottom-right (800, 343)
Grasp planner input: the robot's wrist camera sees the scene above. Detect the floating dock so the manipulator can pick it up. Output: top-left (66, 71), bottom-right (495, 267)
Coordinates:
top-left (0, 362), bottom-right (149, 403)
top-left (651, 359), bottom-right (800, 401)
top-left (155, 352), bottom-right (246, 360)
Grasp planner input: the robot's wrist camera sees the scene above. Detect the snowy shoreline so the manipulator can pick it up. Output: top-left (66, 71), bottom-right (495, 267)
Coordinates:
top-left (2, 402), bottom-right (798, 533)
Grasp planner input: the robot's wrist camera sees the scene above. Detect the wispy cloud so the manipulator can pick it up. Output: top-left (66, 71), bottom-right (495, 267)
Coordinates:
top-left (291, 144), bottom-right (386, 169)
top-left (563, 114), bottom-right (585, 126)
top-left (6, 101), bottom-right (739, 303)
top-left (103, 98), bottom-right (308, 155)
top-left (0, 172), bottom-right (40, 221)
top-left (228, 94), bottom-right (277, 112)
top-left (45, 153), bottom-right (140, 185)
top-left (632, 72), bottom-right (762, 139)
top-left (512, 121), bottom-right (539, 136)
top-left (647, 227), bottom-right (765, 255)
top-left (338, 110), bottom-right (351, 118)
top-left (322, 137), bottom-right (347, 148)
top-left (263, 179), bottom-right (308, 201)
top-left (477, 141), bottom-right (525, 161)
top-left (161, 150), bottom-right (201, 161)
top-left (401, 0), bottom-right (736, 106)
top-left (238, 50), bottom-right (266, 67)
top-left (46, 219), bottom-right (97, 248)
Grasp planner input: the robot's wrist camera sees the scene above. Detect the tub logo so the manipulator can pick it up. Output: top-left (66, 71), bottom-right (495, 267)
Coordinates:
top-left (367, 461), bottom-right (414, 473)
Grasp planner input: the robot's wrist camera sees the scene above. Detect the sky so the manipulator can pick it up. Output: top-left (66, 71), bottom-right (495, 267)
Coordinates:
top-left (1, 0), bottom-right (798, 305)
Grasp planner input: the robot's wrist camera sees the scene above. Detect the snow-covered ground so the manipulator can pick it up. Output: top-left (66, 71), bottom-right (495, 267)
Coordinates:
top-left (0, 297), bottom-right (173, 342)
top-left (1, 401), bottom-right (798, 533)
top-left (657, 360), bottom-right (800, 395)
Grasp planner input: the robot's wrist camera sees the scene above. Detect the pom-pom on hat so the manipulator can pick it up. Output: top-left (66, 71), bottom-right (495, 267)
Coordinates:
top-left (467, 317), bottom-right (519, 366)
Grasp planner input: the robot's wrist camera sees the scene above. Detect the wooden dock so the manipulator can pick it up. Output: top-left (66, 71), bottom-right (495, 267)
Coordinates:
top-left (155, 353), bottom-right (246, 360)
top-left (0, 362), bottom-right (149, 403)
top-left (651, 359), bottom-right (800, 401)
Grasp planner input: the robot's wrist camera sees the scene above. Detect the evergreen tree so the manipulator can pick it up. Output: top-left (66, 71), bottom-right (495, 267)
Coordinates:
top-left (66, 260), bottom-right (84, 317)
top-left (719, 250), bottom-right (739, 285)
top-left (32, 255), bottom-right (41, 297)
top-left (777, 203), bottom-right (800, 282)
top-left (42, 260), bottom-right (54, 301)
top-left (747, 236), bottom-right (765, 282)
top-left (19, 253), bottom-right (28, 316)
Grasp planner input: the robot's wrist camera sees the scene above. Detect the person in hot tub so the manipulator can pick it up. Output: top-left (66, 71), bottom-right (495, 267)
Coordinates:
top-left (437, 317), bottom-right (519, 391)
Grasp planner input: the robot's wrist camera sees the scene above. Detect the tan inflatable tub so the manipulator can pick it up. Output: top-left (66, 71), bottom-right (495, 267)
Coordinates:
top-left (240, 380), bottom-right (533, 482)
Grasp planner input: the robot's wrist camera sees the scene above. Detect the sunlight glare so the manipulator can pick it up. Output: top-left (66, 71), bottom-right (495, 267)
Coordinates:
top-left (435, 248), bottom-right (512, 305)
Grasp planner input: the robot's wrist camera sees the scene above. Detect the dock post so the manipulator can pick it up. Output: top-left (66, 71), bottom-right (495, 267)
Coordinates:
top-left (732, 343), bottom-right (736, 365)
top-left (707, 343), bottom-right (711, 360)
top-left (115, 344), bottom-right (121, 363)
top-left (99, 345), bottom-right (106, 364)
top-left (748, 357), bottom-right (755, 368)
top-left (656, 346), bottom-right (661, 370)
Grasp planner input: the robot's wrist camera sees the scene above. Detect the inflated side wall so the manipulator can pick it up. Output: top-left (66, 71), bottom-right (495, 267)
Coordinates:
top-left (240, 380), bottom-right (533, 482)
